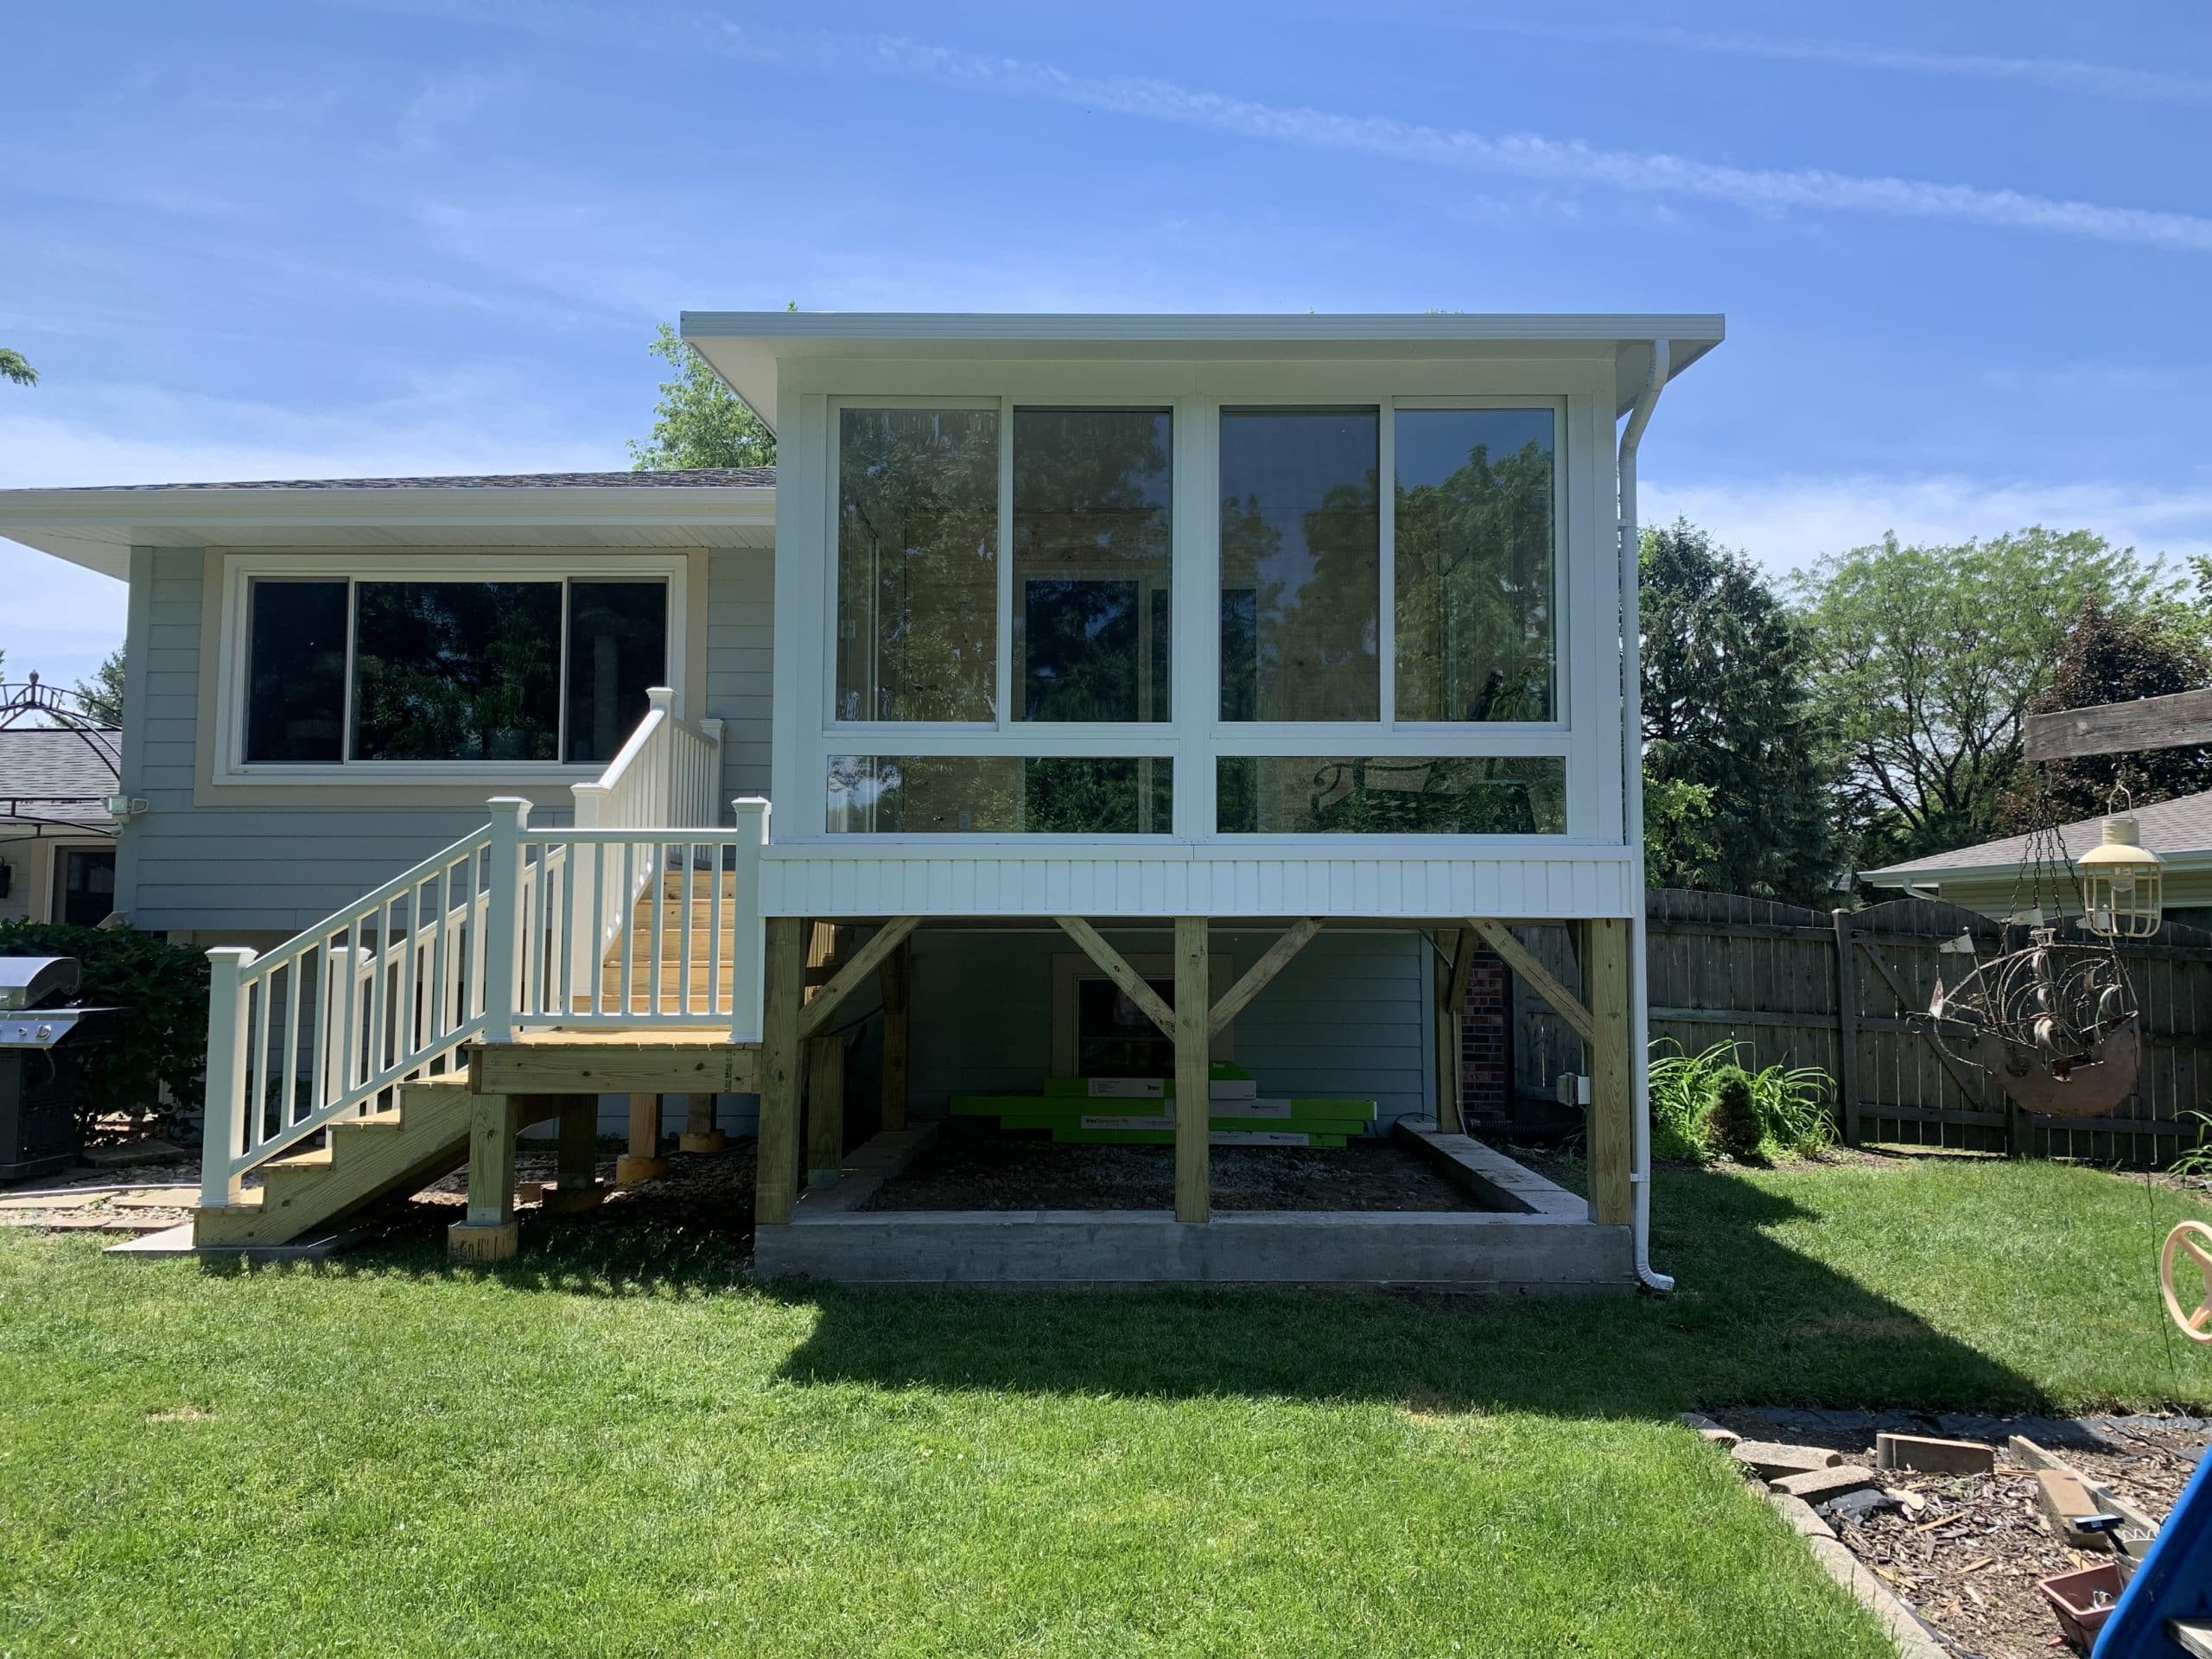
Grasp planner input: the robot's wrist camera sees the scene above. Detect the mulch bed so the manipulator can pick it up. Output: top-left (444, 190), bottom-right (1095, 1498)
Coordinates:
top-left (863, 1125), bottom-right (1483, 1212)
top-left (1708, 1408), bottom-right (2207, 1658)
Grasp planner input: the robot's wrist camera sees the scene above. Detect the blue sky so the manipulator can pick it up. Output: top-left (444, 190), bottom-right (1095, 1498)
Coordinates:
top-left (4, 0), bottom-right (2209, 690)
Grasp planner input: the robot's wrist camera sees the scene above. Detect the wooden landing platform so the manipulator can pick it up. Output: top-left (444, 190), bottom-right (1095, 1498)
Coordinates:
top-left (468, 1029), bottom-right (760, 1095)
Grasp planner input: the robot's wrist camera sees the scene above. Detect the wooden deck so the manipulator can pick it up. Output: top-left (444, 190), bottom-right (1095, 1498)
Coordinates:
top-left (468, 1028), bottom-right (760, 1096)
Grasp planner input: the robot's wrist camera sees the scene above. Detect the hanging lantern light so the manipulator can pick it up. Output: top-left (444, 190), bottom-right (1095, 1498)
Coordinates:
top-left (2078, 811), bottom-right (2164, 938)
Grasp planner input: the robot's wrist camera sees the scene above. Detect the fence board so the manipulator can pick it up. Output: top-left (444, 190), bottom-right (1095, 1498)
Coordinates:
top-left (1509, 889), bottom-right (2212, 1166)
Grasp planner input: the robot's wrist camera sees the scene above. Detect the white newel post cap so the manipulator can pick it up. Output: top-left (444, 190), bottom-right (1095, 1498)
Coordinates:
top-left (646, 686), bottom-right (677, 715)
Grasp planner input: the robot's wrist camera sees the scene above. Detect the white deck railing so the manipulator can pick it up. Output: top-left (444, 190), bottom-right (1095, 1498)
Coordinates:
top-left (199, 690), bottom-right (768, 1206)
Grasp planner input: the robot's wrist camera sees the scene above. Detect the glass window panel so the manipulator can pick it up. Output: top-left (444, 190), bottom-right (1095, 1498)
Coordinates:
top-left (1215, 755), bottom-right (1566, 834)
top-left (1218, 408), bottom-right (1379, 721)
top-left (563, 582), bottom-right (668, 766)
top-left (1013, 408), bottom-right (1173, 721)
top-left (826, 755), bottom-right (1171, 834)
top-left (836, 407), bottom-right (1000, 722)
top-left (244, 579), bottom-right (348, 763)
top-left (1395, 408), bottom-right (1557, 721)
top-left (1077, 976), bottom-right (1176, 1077)
top-left (352, 582), bottom-right (562, 762)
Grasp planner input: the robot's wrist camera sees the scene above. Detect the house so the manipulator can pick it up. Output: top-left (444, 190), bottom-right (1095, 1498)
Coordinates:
top-left (0, 680), bottom-right (120, 927)
top-left (0, 311), bottom-right (1722, 1287)
top-left (1862, 787), bottom-right (2212, 933)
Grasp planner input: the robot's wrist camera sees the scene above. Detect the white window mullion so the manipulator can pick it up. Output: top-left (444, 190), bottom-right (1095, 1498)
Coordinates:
top-left (1177, 396), bottom-right (1217, 841)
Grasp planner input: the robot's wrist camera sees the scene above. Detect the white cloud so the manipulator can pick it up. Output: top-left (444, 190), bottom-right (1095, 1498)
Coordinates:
top-left (1642, 473), bottom-right (2212, 581)
top-left (396, 70), bottom-right (518, 156)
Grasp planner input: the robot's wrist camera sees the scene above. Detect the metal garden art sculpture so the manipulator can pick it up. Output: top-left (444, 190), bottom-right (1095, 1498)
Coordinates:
top-left (1923, 782), bottom-right (2161, 1123)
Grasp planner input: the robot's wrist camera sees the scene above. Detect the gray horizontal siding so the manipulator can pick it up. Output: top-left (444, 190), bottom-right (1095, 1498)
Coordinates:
top-left (706, 547), bottom-right (773, 803)
top-left (906, 927), bottom-right (1429, 1126)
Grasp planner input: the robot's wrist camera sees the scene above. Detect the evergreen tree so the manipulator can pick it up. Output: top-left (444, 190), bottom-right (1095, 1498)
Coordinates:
top-left (1640, 520), bottom-right (1835, 903)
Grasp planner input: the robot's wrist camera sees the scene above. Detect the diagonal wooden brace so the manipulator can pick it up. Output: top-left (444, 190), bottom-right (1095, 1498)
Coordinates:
top-left (798, 917), bottom-right (920, 1042)
top-left (1054, 916), bottom-right (1174, 1039)
top-left (1469, 918), bottom-right (1596, 1047)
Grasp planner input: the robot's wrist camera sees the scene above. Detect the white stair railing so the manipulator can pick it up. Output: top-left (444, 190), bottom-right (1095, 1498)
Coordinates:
top-left (198, 694), bottom-right (768, 1209)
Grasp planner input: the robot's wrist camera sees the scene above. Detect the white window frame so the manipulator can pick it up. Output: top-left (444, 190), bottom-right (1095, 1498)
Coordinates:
top-left (212, 551), bottom-right (688, 786)
top-left (1051, 950), bottom-right (1236, 1073)
top-left (785, 367), bottom-right (1610, 851)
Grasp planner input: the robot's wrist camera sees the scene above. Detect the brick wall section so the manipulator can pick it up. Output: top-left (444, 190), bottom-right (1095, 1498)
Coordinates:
top-left (1459, 944), bottom-right (1511, 1127)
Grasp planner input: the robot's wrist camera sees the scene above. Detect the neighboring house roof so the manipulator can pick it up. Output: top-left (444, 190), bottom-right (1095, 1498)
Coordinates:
top-left (0, 726), bottom-right (121, 834)
top-left (1863, 787), bottom-right (2212, 887)
top-left (63, 467), bottom-right (776, 492)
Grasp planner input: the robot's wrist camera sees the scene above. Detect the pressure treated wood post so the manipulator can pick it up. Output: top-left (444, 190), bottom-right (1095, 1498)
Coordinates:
top-left (754, 917), bottom-right (804, 1224)
top-left (805, 1033), bottom-right (845, 1186)
top-left (679, 1092), bottom-right (726, 1154)
top-left (448, 1092), bottom-right (519, 1262)
top-left (880, 940), bottom-right (911, 1134)
top-left (616, 1093), bottom-right (666, 1184)
top-left (542, 1096), bottom-right (603, 1214)
top-left (1583, 918), bottom-right (1633, 1227)
top-left (1173, 917), bottom-right (1210, 1224)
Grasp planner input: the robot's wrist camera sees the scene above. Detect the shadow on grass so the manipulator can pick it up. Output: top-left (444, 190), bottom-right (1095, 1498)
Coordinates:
top-left (190, 1160), bottom-right (2069, 1418)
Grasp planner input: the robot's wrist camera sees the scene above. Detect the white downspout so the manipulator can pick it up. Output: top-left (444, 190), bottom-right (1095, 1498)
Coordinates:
top-left (1618, 339), bottom-right (1674, 1294)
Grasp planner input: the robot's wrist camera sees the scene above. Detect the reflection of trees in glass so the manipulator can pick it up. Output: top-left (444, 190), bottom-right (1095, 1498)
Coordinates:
top-left (353, 582), bottom-right (561, 761)
top-left (836, 410), bottom-right (1000, 722)
top-left (564, 582), bottom-right (667, 765)
top-left (1219, 410), bottom-right (1379, 721)
top-left (826, 755), bottom-right (1170, 833)
top-left (1395, 410), bottom-right (1554, 721)
top-left (1014, 410), bottom-right (1172, 722)
top-left (1216, 756), bottom-right (1565, 834)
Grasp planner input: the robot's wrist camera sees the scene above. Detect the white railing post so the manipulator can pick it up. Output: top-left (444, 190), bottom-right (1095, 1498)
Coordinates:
top-left (200, 946), bottom-right (257, 1209)
top-left (483, 798), bottom-right (531, 1044)
top-left (729, 796), bottom-right (771, 1043)
top-left (645, 684), bottom-right (677, 817)
top-left (698, 717), bottom-right (725, 827)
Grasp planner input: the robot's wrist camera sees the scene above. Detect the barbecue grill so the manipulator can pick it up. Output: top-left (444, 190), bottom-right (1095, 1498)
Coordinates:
top-left (0, 955), bottom-right (114, 1180)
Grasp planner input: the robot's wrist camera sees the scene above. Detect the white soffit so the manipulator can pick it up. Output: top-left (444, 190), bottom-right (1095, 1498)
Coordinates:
top-left (680, 312), bottom-right (1726, 433)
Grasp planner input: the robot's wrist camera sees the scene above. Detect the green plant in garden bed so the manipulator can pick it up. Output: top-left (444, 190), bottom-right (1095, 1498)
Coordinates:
top-left (0, 919), bottom-right (207, 1136)
top-left (1649, 1038), bottom-right (1836, 1162)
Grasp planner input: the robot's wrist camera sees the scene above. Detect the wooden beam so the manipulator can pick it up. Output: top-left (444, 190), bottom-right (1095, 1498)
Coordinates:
top-left (471, 1034), bottom-right (754, 1096)
top-left (1582, 918), bottom-right (1633, 1228)
top-left (1055, 916), bottom-right (1174, 1039)
top-left (1207, 918), bottom-right (1321, 1036)
top-left (1173, 917), bottom-right (1210, 1224)
top-left (805, 1032), bottom-right (846, 1185)
top-left (754, 916), bottom-right (804, 1225)
top-left (880, 939), bottom-right (911, 1134)
top-left (1469, 918), bottom-right (1596, 1047)
top-left (798, 916), bottom-right (920, 1041)
top-left (2024, 687), bottom-right (2212, 763)
top-left (543, 1097), bottom-right (602, 1214)
top-left (448, 1091), bottom-right (519, 1262)
top-left (1436, 926), bottom-right (1477, 1134)
top-left (679, 1091), bottom-right (726, 1155)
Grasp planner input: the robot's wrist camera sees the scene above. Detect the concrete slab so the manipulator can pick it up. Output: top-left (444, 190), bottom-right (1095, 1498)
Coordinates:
top-left (1392, 1119), bottom-right (1590, 1217)
top-left (104, 1222), bottom-right (359, 1262)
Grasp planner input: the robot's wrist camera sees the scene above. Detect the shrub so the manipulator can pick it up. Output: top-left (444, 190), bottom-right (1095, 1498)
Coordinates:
top-left (1648, 1039), bottom-right (1733, 1160)
top-left (1644, 1038), bottom-right (1838, 1163)
top-left (1707, 1065), bottom-right (1762, 1161)
top-left (0, 921), bottom-right (208, 1137)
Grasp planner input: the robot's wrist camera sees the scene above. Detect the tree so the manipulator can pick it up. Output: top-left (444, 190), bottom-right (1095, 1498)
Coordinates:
top-left (0, 349), bottom-right (35, 387)
top-left (1999, 595), bottom-right (2212, 829)
top-left (1639, 521), bottom-right (1836, 903)
top-left (626, 323), bottom-right (773, 470)
top-left (73, 647), bottom-right (124, 724)
top-left (1795, 528), bottom-right (2163, 869)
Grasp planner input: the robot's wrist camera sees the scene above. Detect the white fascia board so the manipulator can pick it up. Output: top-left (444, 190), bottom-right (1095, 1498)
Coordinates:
top-left (0, 484), bottom-right (777, 576)
top-left (1862, 846), bottom-right (2212, 889)
top-left (680, 311), bottom-right (1726, 430)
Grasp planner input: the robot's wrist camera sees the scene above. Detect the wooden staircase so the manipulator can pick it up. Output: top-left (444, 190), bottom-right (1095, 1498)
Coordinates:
top-left (194, 1077), bottom-right (474, 1248)
top-left (582, 869), bottom-right (741, 1016)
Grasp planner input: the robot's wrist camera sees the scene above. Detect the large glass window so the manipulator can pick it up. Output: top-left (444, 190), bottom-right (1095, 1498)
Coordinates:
top-left (1013, 408), bottom-right (1173, 722)
top-left (826, 755), bottom-right (1171, 834)
top-left (1216, 755), bottom-right (1566, 835)
top-left (241, 575), bottom-right (666, 766)
top-left (1219, 408), bottom-right (1379, 722)
top-left (1395, 408), bottom-right (1557, 721)
top-left (836, 407), bottom-right (1000, 722)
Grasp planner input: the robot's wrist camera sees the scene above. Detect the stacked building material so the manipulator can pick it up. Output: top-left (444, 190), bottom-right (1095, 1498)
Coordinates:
top-left (950, 1065), bottom-right (1376, 1147)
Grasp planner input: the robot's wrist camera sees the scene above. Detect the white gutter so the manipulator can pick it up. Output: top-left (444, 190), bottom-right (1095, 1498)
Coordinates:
top-left (1618, 339), bottom-right (1673, 1294)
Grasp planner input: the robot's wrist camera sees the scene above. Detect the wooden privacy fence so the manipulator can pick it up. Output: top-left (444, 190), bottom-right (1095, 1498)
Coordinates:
top-left (1510, 888), bottom-right (2212, 1164)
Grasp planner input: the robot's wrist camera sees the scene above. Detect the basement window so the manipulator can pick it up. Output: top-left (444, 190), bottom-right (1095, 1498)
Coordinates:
top-left (239, 574), bottom-right (669, 768)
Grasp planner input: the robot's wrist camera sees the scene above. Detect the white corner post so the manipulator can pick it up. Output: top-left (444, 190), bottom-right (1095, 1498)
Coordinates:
top-left (483, 797), bottom-right (531, 1045)
top-left (199, 946), bottom-right (257, 1209)
top-left (729, 796), bottom-right (771, 1042)
top-left (1618, 338), bottom-right (1672, 1294)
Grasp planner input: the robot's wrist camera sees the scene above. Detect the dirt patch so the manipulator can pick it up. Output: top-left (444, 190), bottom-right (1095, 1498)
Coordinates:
top-left (1708, 1408), bottom-right (2206, 1658)
top-left (863, 1125), bottom-right (1484, 1212)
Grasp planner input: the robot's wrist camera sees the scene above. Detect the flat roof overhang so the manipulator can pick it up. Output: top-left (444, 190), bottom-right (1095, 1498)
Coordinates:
top-left (680, 311), bottom-right (1726, 433)
top-left (0, 483), bottom-right (777, 578)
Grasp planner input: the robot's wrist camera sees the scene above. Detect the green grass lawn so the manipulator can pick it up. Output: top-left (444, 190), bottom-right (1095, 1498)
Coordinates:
top-left (0, 1156), bottom-right (2205, 1658)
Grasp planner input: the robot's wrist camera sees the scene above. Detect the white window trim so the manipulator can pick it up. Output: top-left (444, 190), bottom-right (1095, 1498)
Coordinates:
top-left (793, 378), bottom-right (1596, 849)
top-left (1051, 950), bottom-right (1236, 1073)
top-left (41, 836), bottom-right (117, 926)
top-left (212, 551), bottom-right (688, 787)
